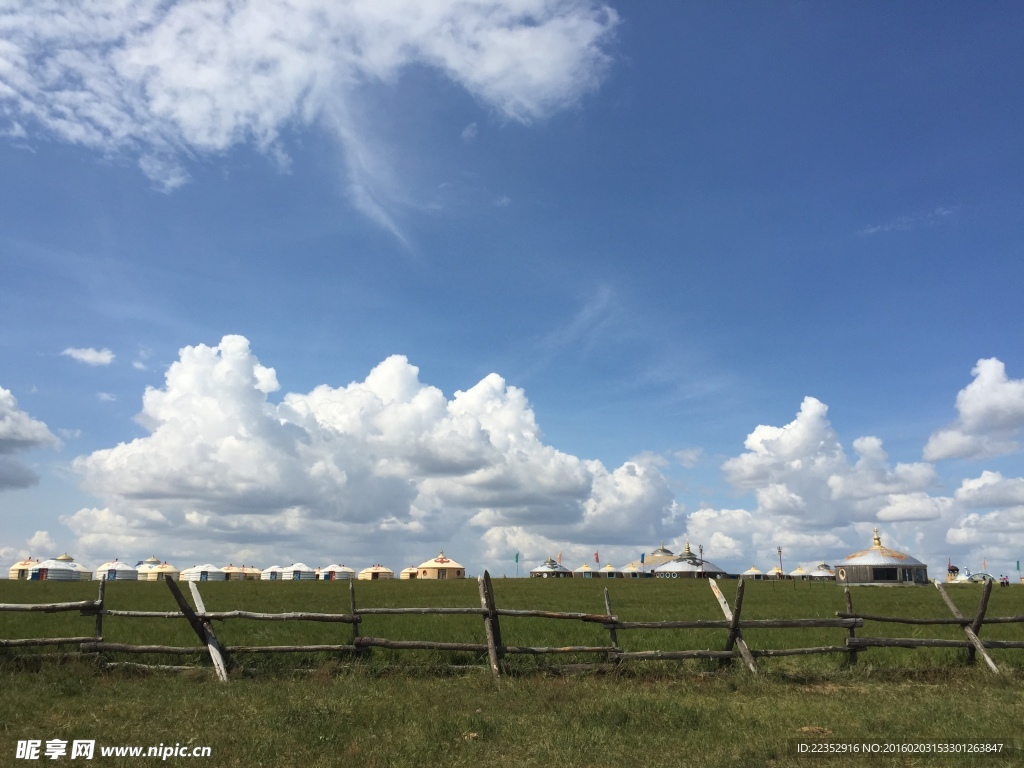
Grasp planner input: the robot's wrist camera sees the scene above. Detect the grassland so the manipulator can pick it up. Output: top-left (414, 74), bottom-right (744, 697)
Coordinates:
top-left (2, 579), bottom-right (1023, 766)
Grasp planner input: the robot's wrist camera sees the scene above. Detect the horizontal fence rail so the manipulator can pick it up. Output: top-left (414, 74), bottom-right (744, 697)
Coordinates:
top-left (1, 573), bottom-right (1020, 681)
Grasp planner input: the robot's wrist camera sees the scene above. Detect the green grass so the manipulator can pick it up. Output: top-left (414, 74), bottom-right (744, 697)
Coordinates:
top-left (3, 579), bottom-right (1024, 766)
top-left (2, 578), bottom-right (1023, 675)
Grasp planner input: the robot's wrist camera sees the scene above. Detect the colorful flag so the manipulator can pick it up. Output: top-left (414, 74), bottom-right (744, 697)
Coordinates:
top-left (557, 551), bottom-right (562, 564)
top-left (1017, 560), bottom-right (1020, 572)
top-left (640, 553), bottom-right (645, 564)
top-left (983, 559), bottom-right (987, 571)
top-left (594, 551), bottom-right (599, 563)
top-left (514, 552), bottom-right (519, 564)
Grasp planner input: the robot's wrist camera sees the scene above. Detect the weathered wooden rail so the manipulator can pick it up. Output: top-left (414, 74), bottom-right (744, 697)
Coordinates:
top-left (1, 574), bottom-right (1021, 681)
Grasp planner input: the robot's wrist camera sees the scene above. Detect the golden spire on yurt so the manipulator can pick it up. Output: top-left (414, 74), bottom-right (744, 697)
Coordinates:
top-left (835, 527), bottom-right (928, 586)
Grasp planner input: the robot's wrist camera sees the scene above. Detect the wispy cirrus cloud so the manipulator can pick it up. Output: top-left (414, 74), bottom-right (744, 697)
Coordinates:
top-left (858, 206), bottom-right (957, 236)
top-left (61, 347), bottom-right (114, 366)
top-left (0, 0), bottom-right (618, 234)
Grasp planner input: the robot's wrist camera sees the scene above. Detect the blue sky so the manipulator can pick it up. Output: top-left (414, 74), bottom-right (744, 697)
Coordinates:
top-left (2, 1), bottom-right (1023, 577)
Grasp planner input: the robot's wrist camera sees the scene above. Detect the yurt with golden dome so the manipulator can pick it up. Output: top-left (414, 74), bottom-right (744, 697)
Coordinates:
top-left (599, 563), bottom-right (622, 578)
top-left (95, 559), bottom-right (138, 581)
top-left (620, 562), bottom-right (644, 579)
top-left (8, 558), bottom-right (40, 580)
top-left (136, 557), bottom-right (180, 581)
top-left (358, 565), bottom-right (394, 581)
top-left (741, 565), bottom-right (764, 580)
top-left (789, 566), bottom-right (808, 581)
top-left (320, 564), bottom-right (356, 581)
top-left (180, 564), bottom-right (227, 582)
top-left (415, 552), bottom-right (465, 580)
top-left (765, 566), bottom-right (784, 580)
top-left (835, 528), bottom-right (928, 586)
top-left (530, 557), bottom-right (572, 578)
top-left (574, 563), bottom-right (597, 579)
top-left (807, 562), bottom-right (835, 581)
top-left (281, 562), bottom-right (317, 581)
top-left (654, 542), bottom-right (728, 579)
top-left (222, 564), bottom-right (261, 581)
top-left (623, 543), bottom-right (676, 572)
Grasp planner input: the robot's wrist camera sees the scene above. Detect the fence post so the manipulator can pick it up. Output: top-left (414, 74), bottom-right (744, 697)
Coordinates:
top-left (349, 580), bottom-right (364, 656)
top-left (94, 579), bottom-right (105, 642)
top-left (709, 578), bottom-right (757, 674)
top-left (478, 571), bottom-right (502, 679)
top-left (844, 588), bottom-right (857, 666)
top-left (164, 577), bottom-right (229, 682)
top-left (604, 587), bottom-right (619, 663)
top-left (934, 580), bottom-right (1000, 674)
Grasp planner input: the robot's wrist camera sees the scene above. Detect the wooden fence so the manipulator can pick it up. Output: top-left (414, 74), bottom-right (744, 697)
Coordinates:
top-left (1, 574), bottom-right (1020, 681)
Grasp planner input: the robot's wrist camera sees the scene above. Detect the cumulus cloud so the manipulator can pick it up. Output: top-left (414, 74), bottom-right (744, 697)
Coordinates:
top-left (69, 334), bottom-right (676, 568)
top-left (61, 347), bottom-right (115, 366)
top-left (0, 0), bottom-right (618, 228)
top-left (0, 386), bottom-right (59, 490)
top-left (924, 358), bottom-right (1024, 460)
top-left (688, 396), bottom-right (950, 568)
top-left (27, 530), bottom-right (55, 552)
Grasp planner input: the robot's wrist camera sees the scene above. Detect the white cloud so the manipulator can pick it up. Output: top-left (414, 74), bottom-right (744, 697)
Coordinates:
top-left (69, 334), bottom-right (676, 569)
top-left (955, 471), bottom-right (1024, 508)
top-left (460, 122), bottom-right (478, 141)
top-left (924, 358), bottom-right (1024, 460)
top-left (0, 386), bottom-right (59, 490)
top-left (1, 0), bottom-right (618, 226)
top-left (691, 396), bottom-right (951, 567)
top-left (61, 347), bottom-right (115, 366)
top-left (27, 530), bottom-right (55, 552)
top-left (859, 205), bottom-right (956, 236)
top-left (97, 392), bottom-right (117, 402)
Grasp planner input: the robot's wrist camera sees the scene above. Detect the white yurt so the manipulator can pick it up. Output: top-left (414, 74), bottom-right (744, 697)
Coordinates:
top-left (789, 566), bottom-right (808, 581)
top-left (574, 563), bottom-right (597, 579)
top-left (358, 565), bottom-right (394, 581)
top-left (319, 564), bottom-right (356, 581)
top-left (57, 554), bottom-right (91, 580)
top-left (415, 551), bottom-right (466, 579)
top-left (807, 562), bottom-right (836, 581)
top-left (29, 556), bottom-right (80, 581)
top-left (8, 558), bottom-right (40, 580)
top-left (620, 563), bottom-right (644, 579)
top-left (529, 557), bottom-right (572, 579)
top-left (599, 563), bottom-right (622, 578)
top-left (281, 562), bottom-right (317, 581)
top-left (180, 564), bottom-right (227, 582)
top-left (741, 565), bottom-right (764, 580)
top-left (654, 542), bottom-right (728, 579)
top-left (261, 565), bottom-right (284, 580)
top-left (95, 559), bottom-right (139, 581)
top-left (766, 566), bottom-right (784, 579)
top-left (136, 557), bottom-right (180, 581)
top-left (399, 567), bottom-right (419, 580)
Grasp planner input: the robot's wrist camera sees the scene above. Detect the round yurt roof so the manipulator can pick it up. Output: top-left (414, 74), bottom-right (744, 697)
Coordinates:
top-left (400, 566), bottom-right (418, 574)
top-left (655, 542), bottom-right (726, 574)
top-left (842, 528), bottom-right (924, 567)
top-left (138, 560), bottom-right (178, 572)
top-left (321, 564), bottom-right (355, 573)
top-left (282, 562), bottom-right (315, 572)
top-left (417, 551), bottom-right (464, 570)
top-left (574, 563), bottom-right (595, 573)
top-left (599, 563), bottom-right (619, 573)
top-left (650, 542), bottom-right (675, 558)
top-left (808, 562), bottom-right (835, 578)
top-left (181, 563), bottom-right (223, 574)
top-left (51, 554), bottom-right (90, 573)
top-left (261, 565), bottom-right (283, 573)
top-left (222, 564), bottom-right (260, 575)
top-left (32, 558), bottom-right (77, 572)
top-left (530, 557), bottom-right (571, 574)
top-left (96, 560), bottom-right (137, 573)
top-left (742, 565), bottom-right (762, 576)
top-left (9, 557), bottom-right (40, 570)
top-left (766, 566), bottom-right (784, 576)
top-left (359, 565), bottom-right (394, 575)
top-left (143, 555), bottom-right (161, 565)
top-left (789, 566), bottom-right (807, 576)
